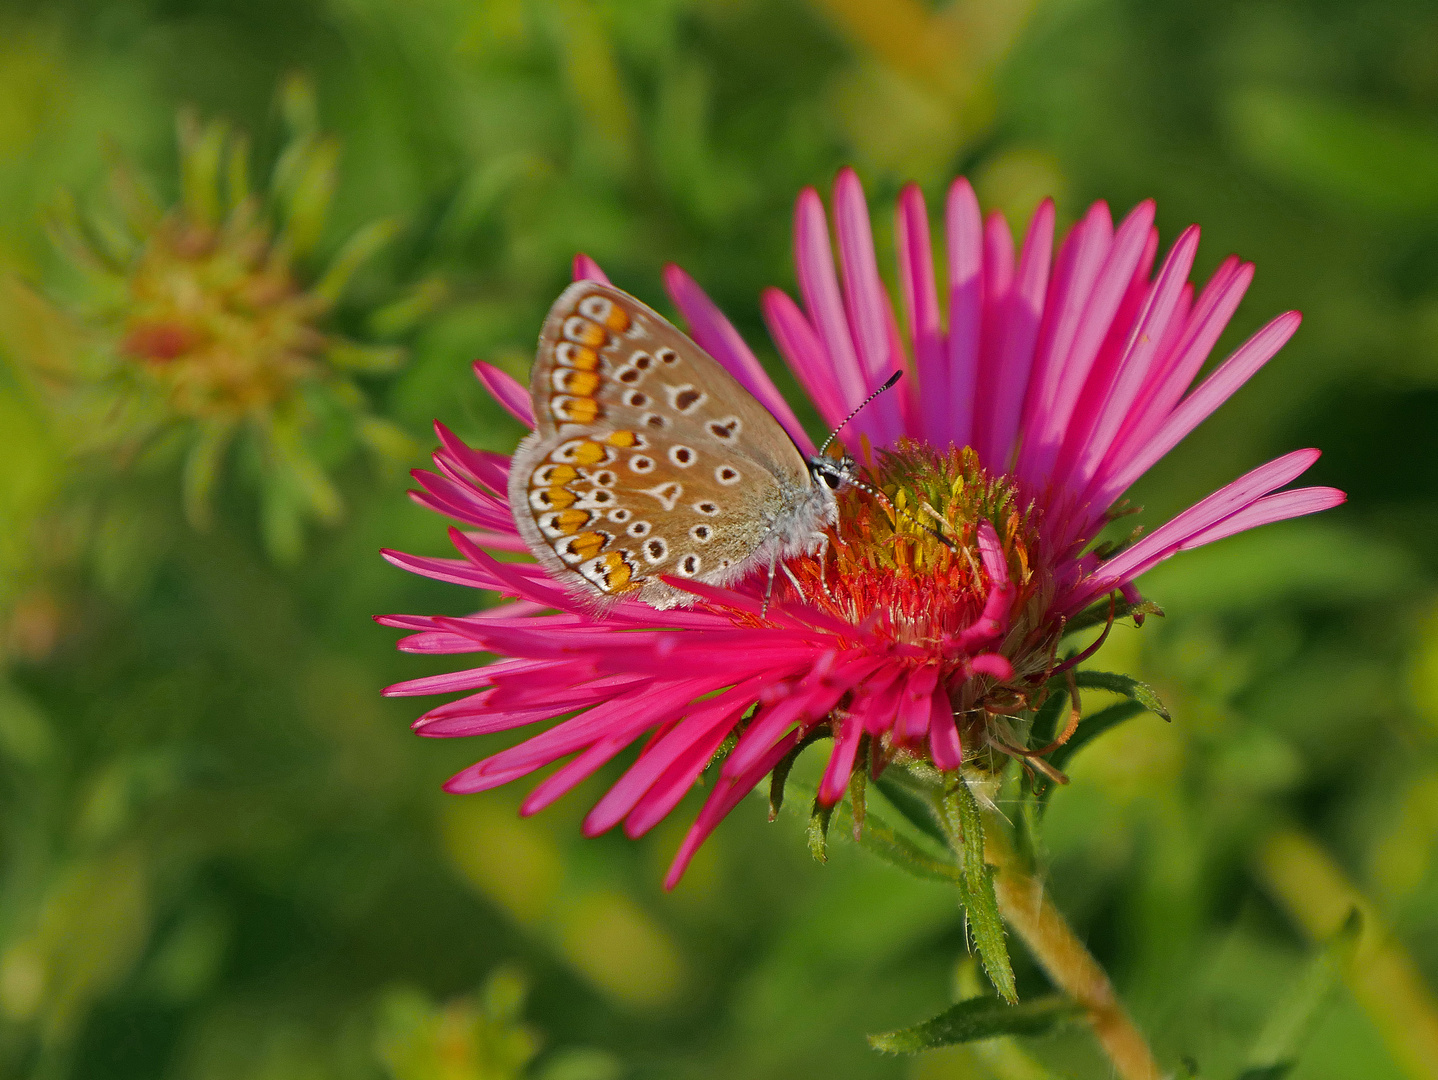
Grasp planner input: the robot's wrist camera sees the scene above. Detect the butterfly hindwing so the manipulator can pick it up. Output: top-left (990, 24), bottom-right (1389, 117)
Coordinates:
top-left (509, 281), bottom-right (818, 607)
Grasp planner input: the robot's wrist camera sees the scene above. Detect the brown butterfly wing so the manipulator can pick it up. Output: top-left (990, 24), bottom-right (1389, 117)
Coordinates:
top-left (508, 281), bottom-right (815, 607)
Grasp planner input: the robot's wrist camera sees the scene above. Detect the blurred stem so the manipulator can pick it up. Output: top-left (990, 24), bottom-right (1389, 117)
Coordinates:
top-left (1253, 827), bottom-right (1438, 1080)
top-left (983, 822), bottom-right (1162, 1080)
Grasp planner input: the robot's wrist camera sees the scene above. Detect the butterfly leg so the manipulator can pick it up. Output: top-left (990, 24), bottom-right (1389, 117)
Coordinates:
top-left (762, 556), bottom-right (778, 620)
top-left (810, 532), bottom-right (834, 601)
top-left (780, 561), bottom-right (806, 602)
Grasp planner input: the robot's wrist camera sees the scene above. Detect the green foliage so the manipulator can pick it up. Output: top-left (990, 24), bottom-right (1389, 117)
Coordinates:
top-left (867, 994), bottom-right (1079, 1054)
top-left (0, 2), bottom-right (1435, 1079)
top-left (1071, 670), bottom-right (1171, 722)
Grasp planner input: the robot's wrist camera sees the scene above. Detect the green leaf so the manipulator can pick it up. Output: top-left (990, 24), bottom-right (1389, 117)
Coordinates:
top-left (326, 341), bottom-right (407, 374)
top-left (1072, 670), bottom-right (1171, 721)
top-left (315, 218), bottom-right (401, 304)
top-left (1062, 596), bottom-right (1162, 638)
top-left (1239, 908), bottom-right (1361, 1079)
top-left (178, 111), bottom-right (226, 227)
top-left (181, 419), bottom-right (236, 531)
top-left (867, 994), bottom-right (1079, 1054)
top-left (941, 780), bottom-right (1016, 1003)
top-left (1048, 700), bottom-right (1147, 774)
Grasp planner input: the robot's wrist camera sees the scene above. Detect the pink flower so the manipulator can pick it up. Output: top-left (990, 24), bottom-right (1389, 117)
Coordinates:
top-left (379, 170), bottom-right (1344, 888)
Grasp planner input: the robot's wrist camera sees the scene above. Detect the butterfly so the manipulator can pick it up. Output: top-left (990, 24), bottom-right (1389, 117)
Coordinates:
top-left (507, 281), bottom-right (857, 610)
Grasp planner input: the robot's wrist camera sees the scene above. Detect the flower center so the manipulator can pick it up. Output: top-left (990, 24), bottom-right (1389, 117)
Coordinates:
top-left (788, 441), bottom-right (1054, 658)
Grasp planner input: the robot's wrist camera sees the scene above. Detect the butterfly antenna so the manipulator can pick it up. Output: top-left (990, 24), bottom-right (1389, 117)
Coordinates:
top-left (816, 370), bottom-right (903, 457)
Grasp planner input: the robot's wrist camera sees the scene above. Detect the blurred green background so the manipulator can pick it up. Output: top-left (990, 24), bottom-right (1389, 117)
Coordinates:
top-left (1, 0), bottom-right (1436, 1077)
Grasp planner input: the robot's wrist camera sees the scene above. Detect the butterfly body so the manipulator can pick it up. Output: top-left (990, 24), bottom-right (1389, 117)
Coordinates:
top-left (508, 281), bottom-right (846, 609)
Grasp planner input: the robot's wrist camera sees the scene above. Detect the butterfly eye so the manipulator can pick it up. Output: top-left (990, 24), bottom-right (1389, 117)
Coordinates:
top-left (821, 470), bottom-right (842, 490)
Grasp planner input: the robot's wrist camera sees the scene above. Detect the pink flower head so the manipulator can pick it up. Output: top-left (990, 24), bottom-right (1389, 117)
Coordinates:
top-left (380, 171), bottom-right (1344, 888)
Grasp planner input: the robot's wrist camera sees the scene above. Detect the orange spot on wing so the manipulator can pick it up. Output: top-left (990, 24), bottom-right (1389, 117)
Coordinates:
top-left (553, 396), bottom-right (602, 423)
top-left (557, 344), bottom-right (600, 370)
top-left (605, 430), bottom-right (638, 447)
top-left (557, 369), bottom-right (600, 395)
top-left (570, 440), bottom-right (608, 465)
top-left (564, 318), bottom-right (606, 348)
top-left (569, 532), bottom-right (608, 560)
top-left (553, 508), bottom-right (592, 534)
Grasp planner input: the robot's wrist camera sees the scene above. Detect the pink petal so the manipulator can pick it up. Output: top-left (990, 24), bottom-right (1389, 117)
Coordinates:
top-left (1094, 311), bottom-right (1302, 507)
top-left (1018, 201), bottom-right (1113, 484)
top-left (584, 676), bottom-right (768, 836)
top-left (664, 728), bottom-right (802, 890)
top-left (817, 707), bottom-right (863, 805)
top-left (462, 529), bottom-right (529, 553)
top-left (1174, 486), bottom-right (1346, 550)
top-left (520, 735), bottom-right (631, 816)
top-left (984, 199), bottom-right (1054, 470)
top-left (1052, 224), bottom-right (1159, 497)
top-left (897, 185), bottom-right (946, 443)
top-left (945, 177), bottom-right (984, 450)
top-left (572, 253), bottom-right (611, 283)
top-left (1072, 448), bottom-right (1323, 606)
top-left (928, 690), bottom-right (963, 770)
top-left (834, 169), bottom-right (905, 444)
top-left (1035, 200), bottom-right (1156, 485)
top-left (663, 263), bottom-right (814, 453)
top-left (896, 665), bottom-right (940, 743)
top-left (762, 287), bottom-right (850, 430)
top-left (794, 187), bottom-right (867, 408)
top-left (434, 421), bottom-right (511, 495)
top-left (472, 360), bottom-right (535, 428)
top-left (1101, 258), bottom-right (1252, 479)
top-left (1065, 225), bottom-right (1201, 493)
top-left (973, 210), bottom-right (1015, 468)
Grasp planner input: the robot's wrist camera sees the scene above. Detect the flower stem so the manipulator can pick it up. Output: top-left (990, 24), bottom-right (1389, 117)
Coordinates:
top-left (983, 819), bottom-right (1163, 1080)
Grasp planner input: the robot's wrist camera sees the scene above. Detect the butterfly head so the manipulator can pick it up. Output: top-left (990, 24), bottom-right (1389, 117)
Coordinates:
top-left (807, 453), bottom-right (859, 494)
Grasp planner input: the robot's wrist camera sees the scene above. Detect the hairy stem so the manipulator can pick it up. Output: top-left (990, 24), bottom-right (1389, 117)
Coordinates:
top-left (984, 821), bottom-right (1163, 1080)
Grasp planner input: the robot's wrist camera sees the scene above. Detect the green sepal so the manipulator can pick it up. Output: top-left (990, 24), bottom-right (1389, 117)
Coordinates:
top-left (867, 994), bottom-right (1079, 1054)
top-left (1238, 908), bottom-right (1361, 1080)
top-left (848, 753), bottom-right (868, 841)
top-left (873, 773), bottom-right (948, 846)
top-left (1072, 670), bottom-right (1171, 721)
top-left (807, 794), bottom-right (834, 863)
top-left (778, 769), bottom-right (959, 885)
top-left (941, 780), bottom-right (1016, 1003)
top-left (768, 728), bottom-right (827, 821)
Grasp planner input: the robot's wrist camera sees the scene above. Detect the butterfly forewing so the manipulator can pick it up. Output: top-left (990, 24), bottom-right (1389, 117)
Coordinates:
top-left (508, 281), bottom-right (818, 607)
